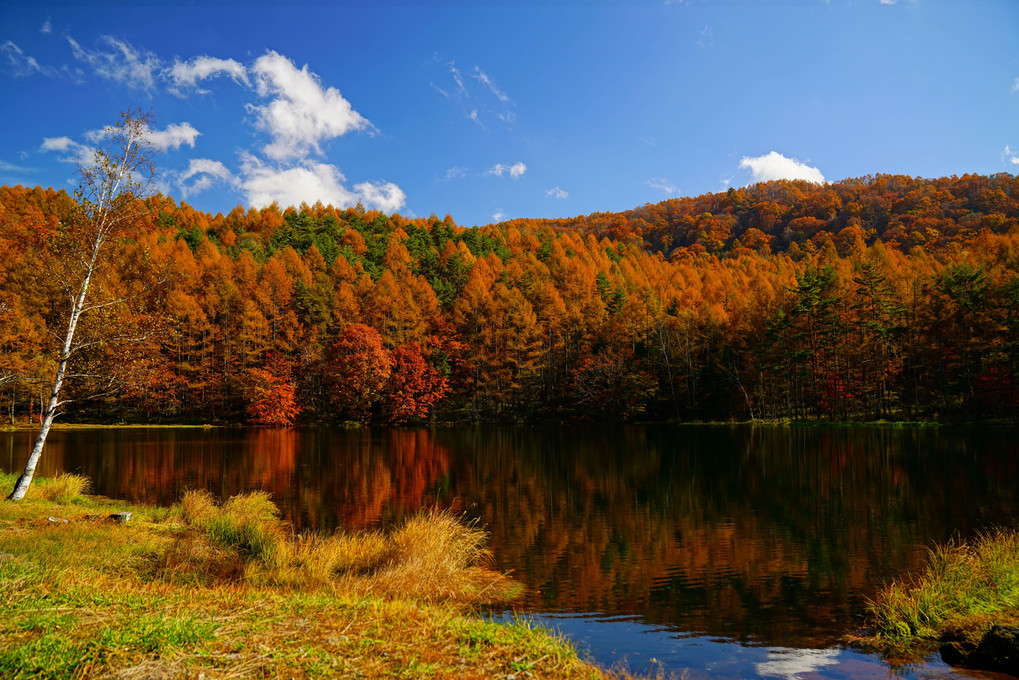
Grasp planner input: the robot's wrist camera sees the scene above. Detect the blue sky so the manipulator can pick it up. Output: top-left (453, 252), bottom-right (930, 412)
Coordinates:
top-left (1, 1), bottom-right (1017, 227)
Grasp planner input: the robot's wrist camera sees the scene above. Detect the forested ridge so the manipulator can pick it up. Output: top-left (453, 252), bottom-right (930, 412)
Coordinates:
top-left (2, 171), bottom-right (1018, 425)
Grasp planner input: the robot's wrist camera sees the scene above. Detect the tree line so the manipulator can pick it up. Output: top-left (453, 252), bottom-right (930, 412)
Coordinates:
top-left (2, 171), bottom-right (1018, 425)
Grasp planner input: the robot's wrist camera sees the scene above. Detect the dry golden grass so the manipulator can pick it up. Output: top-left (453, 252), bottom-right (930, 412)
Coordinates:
top-left (159, 491), bottom-right (520, 607)
top-left (31, 472), bottom-right (91, 503)
top-left (361, 510), bottom-right (517, 603)
top-left (0, 477), bottom-right (611, 679)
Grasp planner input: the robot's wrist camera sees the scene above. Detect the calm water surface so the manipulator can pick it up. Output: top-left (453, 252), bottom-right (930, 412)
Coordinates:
top-left (3, 424), bottom-right (1017, 679)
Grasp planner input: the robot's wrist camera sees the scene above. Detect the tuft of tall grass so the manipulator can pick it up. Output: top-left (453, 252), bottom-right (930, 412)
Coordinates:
top-left (160, 489), bottom-right (288, 582)
top-left (36, 473), bottom-right (91, 503)
top-left (160, 494), bottom-right (517, 605)
top-left (868, 529), bottom-right (1019, 642)
top-left (361, 510), bottom-right (516, 604)
top-left (0, 472), bottom-right (92, 504)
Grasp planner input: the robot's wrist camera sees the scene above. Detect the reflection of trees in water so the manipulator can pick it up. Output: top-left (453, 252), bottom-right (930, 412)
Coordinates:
top-left (435, 425), bottom-right (1019, 645)
top-left (5, 425), bottom-right (1019, 646)
top-left (9, 427), bottom-right (453, 532)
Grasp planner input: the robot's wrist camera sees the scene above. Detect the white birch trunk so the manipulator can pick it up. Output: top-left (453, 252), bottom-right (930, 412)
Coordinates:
top-left (6, 111), bottom-right (149, 501)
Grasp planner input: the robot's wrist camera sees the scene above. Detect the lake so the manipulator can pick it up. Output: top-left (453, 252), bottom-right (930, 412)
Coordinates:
top-left (3, 424), bottom-right (1018, 678)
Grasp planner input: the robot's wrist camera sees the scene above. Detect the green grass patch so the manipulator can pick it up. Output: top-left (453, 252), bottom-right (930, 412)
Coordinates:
top-left (864, 529), bottom-right (1019, 655)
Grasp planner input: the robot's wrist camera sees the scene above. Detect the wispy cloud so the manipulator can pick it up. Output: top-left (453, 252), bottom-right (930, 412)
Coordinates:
top-left (697, 25), bottom-right (714, 48)
top-left (430, 81), bottom-right (449, 99)
top-left (67, 35), bottom-right (161, 92)
top-left (488, 162), bottom-right (526, 179)
top-left (0, 159), bottom-right (35, 182)
top-left (450, 63), bottom-right (468, 97)
top-left (1003, 145), bottom-right (1019, 166)
top-left (646, 177), bottom-right (679, 195)
top-left (492, 211), bottom-right (506, 221)
top-left (2, 41), bottom-right (52, 78)
top-left (473, 67), bottom-right (510, 103)
top-left (546, 186), bottom-right (568, 199)
top-left (739, 151), bottom-right (825, 184)
top-left (1012, 78), bottom-right (1019, 94)
top-left (40, 18), bottom-right (52, 35)
top-left (444, 166), bottom-right (468, 181)
top-left (433, 55), bottom-right (516, 129)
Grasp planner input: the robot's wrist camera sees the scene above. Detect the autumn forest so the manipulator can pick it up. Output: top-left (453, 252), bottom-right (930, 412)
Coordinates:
top-left (2, 171), bottom-right (1018, 425)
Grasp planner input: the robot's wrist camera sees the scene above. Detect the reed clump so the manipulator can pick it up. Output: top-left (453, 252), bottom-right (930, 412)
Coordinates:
top-left (866, 529), bottom-right (1019, 647)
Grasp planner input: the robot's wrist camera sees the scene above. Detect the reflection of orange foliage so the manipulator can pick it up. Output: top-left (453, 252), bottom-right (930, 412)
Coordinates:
top-left (9, 425), bottom-right (1019, 646)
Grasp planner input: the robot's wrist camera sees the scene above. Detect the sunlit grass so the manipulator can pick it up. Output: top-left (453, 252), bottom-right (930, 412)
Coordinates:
top-left (866, 529), bottom-right (1019, 651)
top-left (0, 475), bottom-right (600, 678)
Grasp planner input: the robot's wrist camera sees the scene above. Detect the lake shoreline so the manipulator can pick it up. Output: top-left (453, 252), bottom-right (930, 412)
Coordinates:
top-left (1, 418), bottom-right (957, 432)
top-left (0, 474), bottom-right (614, 679)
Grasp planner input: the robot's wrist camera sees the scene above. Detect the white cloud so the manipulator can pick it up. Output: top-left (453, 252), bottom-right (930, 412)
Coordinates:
top-left (2, 41), bottom-right (50, 77)
top-left (354, 181), bottom-right (406, 213)
top-left (739, 151), bottom-right (825, 184)
top-left (240, 155), bottom-right (357, 210)
top-left (546, 186), bottom-right (569, 199)
top-left (647, 178), bottom-right (679, 195)
top-left (41, 18), bottom-right (52, 35)
top-left (167, 56), bottom-right (249, 93)
top-left (1012, 78), bottom-right (1019, 94)
top-left (67, 35), bottom-right (161, 92)
top-left (238, 154), bottom-right (404, 213)
top-left (468, 109), bottom-right (482, 126)
top-left (444, 166), bottom-right (468, 181)
top-left (248, 50), bottom-right (372, 161)
top-left (147, 122), bottom-right (201, 151)
top-left (177, 158), bottom-right (237, 197)
top-left (40, 136), bottom-right (93, 165)
top-left (492, 211), bottom-right (506, 221)
top-left (84, 121), bottom-right (201, 152)
top-left (473, 67), bottom-right (510, 102)
top-left (1003, 145), bottom-right (1019, 166)
top-left (489, 162), bottom-right (526, 178)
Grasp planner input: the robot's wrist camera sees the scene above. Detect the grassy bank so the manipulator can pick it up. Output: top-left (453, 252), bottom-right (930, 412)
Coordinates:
top-left (861, 529), bottom-right (1019, 658)
top-left (0, 474), bottom-right (609, 679)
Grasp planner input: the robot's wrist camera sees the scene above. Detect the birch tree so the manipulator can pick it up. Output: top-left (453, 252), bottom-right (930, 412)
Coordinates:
top-left (8, 110), bottom-right (156, 501)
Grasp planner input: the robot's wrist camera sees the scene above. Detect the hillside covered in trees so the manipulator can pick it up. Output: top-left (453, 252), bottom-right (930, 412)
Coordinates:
top-left (1, 172), bottom-right (1018, 425)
